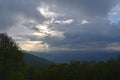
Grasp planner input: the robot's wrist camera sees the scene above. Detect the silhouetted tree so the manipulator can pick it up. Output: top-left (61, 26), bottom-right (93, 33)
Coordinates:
top-left (0, 33), bottom-right (25, 80)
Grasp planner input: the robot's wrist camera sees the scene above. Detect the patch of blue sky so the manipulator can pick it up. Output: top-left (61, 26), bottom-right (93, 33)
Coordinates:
top-left (108, 14), bottom-right (120, 23)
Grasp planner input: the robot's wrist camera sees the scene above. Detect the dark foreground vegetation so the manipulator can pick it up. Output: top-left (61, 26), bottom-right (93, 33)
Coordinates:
top-left (27, 58), bottom-right (120, 80)
top-left (0, 33), bottom-right (120, 80)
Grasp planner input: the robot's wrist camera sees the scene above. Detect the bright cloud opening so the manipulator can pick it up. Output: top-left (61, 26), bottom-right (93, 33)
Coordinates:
top-left (37, 6), bottom-right (58, 18)
top-left (55, 19), bottom-right (74, 24)
top-left (81, 20), bottom-right (89, 24)
top-left (19, 41), bottom-right (49, 51)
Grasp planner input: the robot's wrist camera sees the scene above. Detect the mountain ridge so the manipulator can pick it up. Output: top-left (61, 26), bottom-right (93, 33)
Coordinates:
top-left (22, 52), bottom-right (54, 67)
top-left (25, 50), bottom-right (120, 63)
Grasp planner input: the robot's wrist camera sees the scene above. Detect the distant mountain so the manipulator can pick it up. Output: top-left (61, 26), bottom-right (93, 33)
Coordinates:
top-left (23, 52), bottom-right (54, 67)
top-left (26, 50), bottom-right (120, 63)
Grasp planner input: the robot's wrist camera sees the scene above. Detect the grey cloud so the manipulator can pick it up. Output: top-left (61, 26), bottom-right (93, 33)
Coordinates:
top-left (15, 14), bottom-right (120, 50)
top-left (40, 19), bottom-right (120, 49)
top-left (0, 0), bottom-right (45, 30)
top-left (0, 0), bottom-right (118, 30)
top-left (49, 0), bottom-right (118, 19)
top-left (3, 0), bottom-right (120, 51)
top-left (24, 23), bottom-right (40, 32)
top-left (17, 34), bottom-right (42, 41)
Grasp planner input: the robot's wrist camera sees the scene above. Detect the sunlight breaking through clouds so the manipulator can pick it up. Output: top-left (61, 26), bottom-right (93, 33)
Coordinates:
top-left (19, 41), bottom-right (49, 51)
top-left (1, 0), bottom-right (120, 51)
top-left (37, 6), bottom-right (58, 18)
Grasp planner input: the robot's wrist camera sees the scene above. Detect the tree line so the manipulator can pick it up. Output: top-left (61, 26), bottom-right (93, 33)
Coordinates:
top-left (26, 58), bottom-right (120, 80)
top-left (0, 33), bottom-right (120, 80)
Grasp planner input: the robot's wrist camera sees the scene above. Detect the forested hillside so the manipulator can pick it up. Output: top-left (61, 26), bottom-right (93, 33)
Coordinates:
top-left (26, 58), bottom-right (120, 80)
top-left (0, 33), bottom-right (120, 80)
top-left (23, 53), bottom-right (53, 67)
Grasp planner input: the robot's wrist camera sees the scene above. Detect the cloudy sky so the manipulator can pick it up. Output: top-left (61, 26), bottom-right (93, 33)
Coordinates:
top-left (1, 0), bottom-right (120, 52)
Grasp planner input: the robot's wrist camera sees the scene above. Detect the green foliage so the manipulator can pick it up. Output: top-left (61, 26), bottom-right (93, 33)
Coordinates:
top-left (0, 33), bottom-right (26, 80)
top-left (26, 58), bottom-right (120, 80)
top-left (8, 72), bottom-right (25, 80)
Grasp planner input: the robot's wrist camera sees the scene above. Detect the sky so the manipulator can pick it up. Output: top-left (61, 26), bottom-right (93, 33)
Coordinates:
top-left (1, 0), bottom-right (120, 52)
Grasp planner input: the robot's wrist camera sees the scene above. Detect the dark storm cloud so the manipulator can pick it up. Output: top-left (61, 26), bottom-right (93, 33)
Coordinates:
top-left (17, 17), bottom-right (120, 50)
top-left (52, 0), bottom-right (117, 19)
top-left (40, 19), bottom-right (120, 49)
top-left (0, 0), bottom-right (45, 30)
top-left (0, 0), bottom-right (118, 29)
top-left (2, 0), bottom-right (120, 50)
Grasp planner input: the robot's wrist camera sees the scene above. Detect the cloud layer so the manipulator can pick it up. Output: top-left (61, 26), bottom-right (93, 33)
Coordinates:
top-left (0, 0), bottom-right (45, 30)
top-left (0, 0), bottom-right (120, 51)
